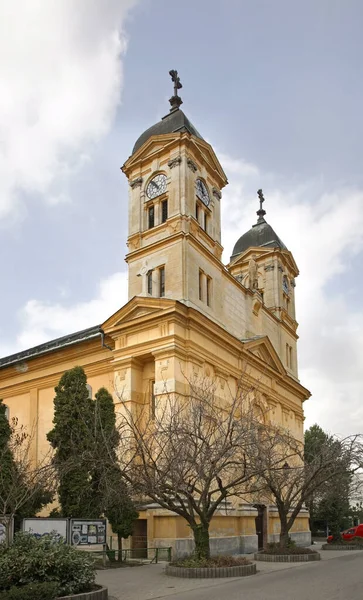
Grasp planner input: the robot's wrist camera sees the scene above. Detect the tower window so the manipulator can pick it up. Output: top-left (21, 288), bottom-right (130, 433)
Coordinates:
top-left (159, 266), bottom-right (165, 297)
top-left (148, 205), bottom-right (155, 228)
top-left (147, 271), bottom-right (153, 295)
top-left (204, 212), bottom-right (208, 233)
top-left (199, 270), bottom-right (203, 301)
top-left (196, 203), bottom-right (199, 222)
top-left (161, 200), bottom-right (168, 223)
top-left (151, 380), bottom-right (156, 419)
top-left (206, 276), bottom-right (212, 307)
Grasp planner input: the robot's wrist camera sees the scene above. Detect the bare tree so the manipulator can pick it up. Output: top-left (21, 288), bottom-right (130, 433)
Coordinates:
top-left (116, 375), bottom-right (271, 559)
top-left (0, 405), bottom-right (55, 539)
top-left (252, 423), bottom-right (363, 547)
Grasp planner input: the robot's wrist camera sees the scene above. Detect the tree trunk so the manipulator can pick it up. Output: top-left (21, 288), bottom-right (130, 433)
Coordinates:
top-left (279, 512), bottom-right (290, 548)
top-left (117, 533), bottom-right (123, 562)
top-left (191, 523), bottom-right (210, 560)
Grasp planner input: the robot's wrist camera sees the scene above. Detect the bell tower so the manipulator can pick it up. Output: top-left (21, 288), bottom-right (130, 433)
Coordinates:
top-left (122, 71), bottom-right (228, 317)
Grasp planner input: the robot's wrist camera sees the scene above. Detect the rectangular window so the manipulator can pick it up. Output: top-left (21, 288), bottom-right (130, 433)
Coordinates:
top-left (286, 343), bottom-right (289, 367)
top-left (289, 346), bottom-right (293, 370)
top-left (147, 271), bottom-right (153, 295)
top-left (199, 270), bottom-right (203, 301)
top-left (204, 212), bottom-right (208, 233)
top-left (151, 380), bottom-right (156, 419)
top-left (196, 203), bottom-right (199, 222)
top-left (159, 266), bottom-right (165, 297)
top-left (161, 200), bottom-right (168, 223)
top-left (148, 205), bottom-right (155, 228)
top-left (206, 276), bottom-right (212, 307)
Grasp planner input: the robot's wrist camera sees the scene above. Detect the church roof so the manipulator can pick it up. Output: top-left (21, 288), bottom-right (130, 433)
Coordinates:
top-left (230, 189), bottom-right (287, 260)
top-left (0, 325), bottom-right (103, 369)
top-left (132, 107), bottom-right (204, 154)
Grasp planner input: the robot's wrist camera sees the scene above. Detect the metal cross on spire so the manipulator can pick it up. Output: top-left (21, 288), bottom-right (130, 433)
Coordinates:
top-left (256, 189), bottom-right (266, 223)
top-left (169, 69), bottom-right (183, 111)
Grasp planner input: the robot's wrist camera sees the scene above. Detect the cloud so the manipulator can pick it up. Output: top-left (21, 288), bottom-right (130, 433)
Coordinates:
top-left (220, 152), bottom-right (363, 436)
top-left (0, 272), bottom-right (128, 357)
top-left (0, 0), bottom-right (137, 221)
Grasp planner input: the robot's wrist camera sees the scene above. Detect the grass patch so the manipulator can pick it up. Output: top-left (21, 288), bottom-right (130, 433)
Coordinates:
top-left (330, 537), bottom-right (363, 546)
top-left (171, 555), bottom-right (251, 568)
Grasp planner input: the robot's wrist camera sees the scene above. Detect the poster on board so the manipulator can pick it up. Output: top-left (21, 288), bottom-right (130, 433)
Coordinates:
top-left (22, 518), bottom-right (68, 543)
top-left (69, 519), bottom-right (107, 546)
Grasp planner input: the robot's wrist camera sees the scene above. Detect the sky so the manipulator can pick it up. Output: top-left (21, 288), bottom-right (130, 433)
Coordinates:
top-left (0, 0), bottom-right (363, 436)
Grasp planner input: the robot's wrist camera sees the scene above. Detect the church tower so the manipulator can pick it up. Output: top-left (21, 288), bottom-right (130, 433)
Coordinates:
top-left (122, 70), bottom-right (228, 323)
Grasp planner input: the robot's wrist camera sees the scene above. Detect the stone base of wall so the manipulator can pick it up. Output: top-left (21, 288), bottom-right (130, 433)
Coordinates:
top-left (155, 535), bottom-right (258, 559)
top-left (254, 552), bottom-right (320, 563)
top-left (165, 563), bottom-right (256, 578)
top-left (268, 531), bottom-right (312, 547)
top-left (57, 586), bottom-right (108, 600)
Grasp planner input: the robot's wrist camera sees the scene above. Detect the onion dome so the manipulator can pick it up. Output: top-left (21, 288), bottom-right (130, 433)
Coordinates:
top-left (230, 190), bottom-right (287, 260)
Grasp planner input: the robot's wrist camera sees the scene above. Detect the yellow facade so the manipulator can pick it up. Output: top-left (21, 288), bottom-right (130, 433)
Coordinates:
top-left (0, 91), bottom-right (311, 555)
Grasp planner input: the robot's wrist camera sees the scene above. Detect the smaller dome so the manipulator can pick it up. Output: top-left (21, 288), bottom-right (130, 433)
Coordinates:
top-left (133, 108), bottom-right (204, 155)
top-left (231, 218), bottom-right (287, 261)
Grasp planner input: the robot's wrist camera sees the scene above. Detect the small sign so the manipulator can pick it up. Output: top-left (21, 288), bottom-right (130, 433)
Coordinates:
top-left (69, 519), bottom-right (107, 546)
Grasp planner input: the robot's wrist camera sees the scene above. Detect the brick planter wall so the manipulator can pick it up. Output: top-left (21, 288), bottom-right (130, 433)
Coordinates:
top-left (57, 585), bottom-right (108, 600)
top-left (322, 543), bottom-right (363, 551)
top-left (165, 563), bottom-right (256, 578)
top-left (254, 552), bottom-right (320, 563)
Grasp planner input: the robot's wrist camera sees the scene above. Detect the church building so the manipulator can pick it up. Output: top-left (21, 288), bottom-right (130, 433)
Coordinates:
top-left (0, 72), bottom-right (311, 554)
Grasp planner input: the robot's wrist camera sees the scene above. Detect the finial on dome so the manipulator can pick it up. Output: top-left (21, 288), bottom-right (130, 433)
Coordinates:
top-left (169, 69), bottom-right (183, 111)
top-left (256, 189), bottom-right (266, 223)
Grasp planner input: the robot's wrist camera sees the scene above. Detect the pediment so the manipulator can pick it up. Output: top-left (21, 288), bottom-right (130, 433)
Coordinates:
top-left (243, 336), bottom-right (286, 376)
top-left (102, 296), bottom-right (176, 333)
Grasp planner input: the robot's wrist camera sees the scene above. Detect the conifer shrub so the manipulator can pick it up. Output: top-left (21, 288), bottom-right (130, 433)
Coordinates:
top-left (0, 581), bottom-right (59, 600)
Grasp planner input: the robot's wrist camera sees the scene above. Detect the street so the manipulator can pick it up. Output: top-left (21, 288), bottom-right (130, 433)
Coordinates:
top-left (97, 549), bottom-right (363, 600)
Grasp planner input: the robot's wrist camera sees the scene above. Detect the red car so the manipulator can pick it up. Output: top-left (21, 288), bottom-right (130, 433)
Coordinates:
top-left (327, 523), bottom-right (363, 543)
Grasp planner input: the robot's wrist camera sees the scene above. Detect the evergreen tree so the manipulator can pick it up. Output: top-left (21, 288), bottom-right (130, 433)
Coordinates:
top-left (47, 367), bottom-right (97, 518)
top-left (93, 388), bottom-right (138, 558)
top-left (305, 424), bottom-right (352, 538)
top-left (0, 400), bottom-right (17, 512)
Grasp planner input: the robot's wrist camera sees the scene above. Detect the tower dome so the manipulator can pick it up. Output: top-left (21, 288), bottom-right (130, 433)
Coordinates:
top-left (132, 69), bottom-right (204, 154)
top-left (230, 190), bottom-right (287, 260)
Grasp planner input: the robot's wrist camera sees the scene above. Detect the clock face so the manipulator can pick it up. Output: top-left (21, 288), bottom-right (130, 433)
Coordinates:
top-left (196, 179), bottom-right (210, 206)
top-left (146, 174), bottom-right (167, 199)
top-left (282, 276), bottom-right (289, 294)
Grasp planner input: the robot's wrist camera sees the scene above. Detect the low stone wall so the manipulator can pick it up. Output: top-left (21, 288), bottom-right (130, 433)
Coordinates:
top-left (156, 535), bottom-right (258, 559)
top-left (254, 552), bottom-right (320, 563)
top-left (57, 586), bottom-right (108, 600)
top-left (322, 543), bottom-right (363, 551)
top-left (165, 563), bottom-right (257, 578)
top-left (268, 532), bottom-right (312, 547)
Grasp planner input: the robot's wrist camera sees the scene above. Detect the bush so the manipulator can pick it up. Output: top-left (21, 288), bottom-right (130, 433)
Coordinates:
top-left (261, 542), bottom-right (317, 555)
top-left (171, 555), bottom-right (251, 568)
top-left (0, 581), bottom-right (59, 600)
top-left (0, 532), bottom-right (95, 596)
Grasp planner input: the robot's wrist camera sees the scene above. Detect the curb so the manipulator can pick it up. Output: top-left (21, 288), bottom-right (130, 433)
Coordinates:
top-left (57, 586), bottom-right (108, 600)
top-left (322, 543), bottom-right (363, 551)
top-left (254, 552), bottom-right (320, 563)
top-left (165, 563), bottom-right (256, 578)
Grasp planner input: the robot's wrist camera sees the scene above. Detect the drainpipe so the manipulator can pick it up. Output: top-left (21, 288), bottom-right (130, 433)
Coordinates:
top-left (100, 329), bottom-right (113, 351)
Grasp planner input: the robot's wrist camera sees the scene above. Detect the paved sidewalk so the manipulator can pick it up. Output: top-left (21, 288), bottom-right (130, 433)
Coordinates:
top-left (96, 543), bottom-right (363, 600)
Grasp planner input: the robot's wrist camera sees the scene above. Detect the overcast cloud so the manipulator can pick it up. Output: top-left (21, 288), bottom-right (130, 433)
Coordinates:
top-left (1, 0), bottom-right (362, 437)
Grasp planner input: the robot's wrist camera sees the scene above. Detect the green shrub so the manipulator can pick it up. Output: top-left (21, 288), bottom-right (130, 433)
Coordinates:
top-left (0, 532), bottom-right (95, 596)
top-left (171, 555), bottom-right (251, 568)
top-left (0, 581), bottom-right (59, 600)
